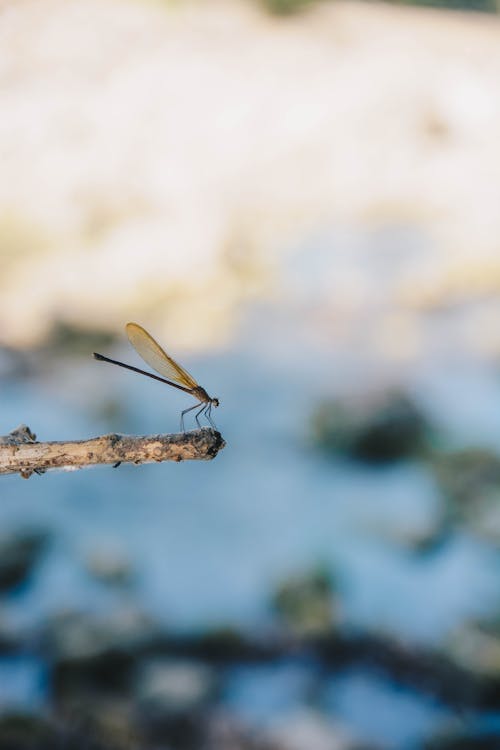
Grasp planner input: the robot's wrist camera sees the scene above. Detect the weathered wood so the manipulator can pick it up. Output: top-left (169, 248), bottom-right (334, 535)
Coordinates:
top-left (0, 425), bottom-right (225, 478)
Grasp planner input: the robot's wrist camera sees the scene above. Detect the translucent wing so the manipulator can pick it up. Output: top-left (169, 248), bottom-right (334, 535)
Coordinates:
top-left (125, 322), bottom-right (198, 389)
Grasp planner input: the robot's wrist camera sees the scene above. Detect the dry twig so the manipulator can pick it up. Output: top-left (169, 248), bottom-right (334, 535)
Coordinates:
top-left (0, 425), bottom-right (225, 478)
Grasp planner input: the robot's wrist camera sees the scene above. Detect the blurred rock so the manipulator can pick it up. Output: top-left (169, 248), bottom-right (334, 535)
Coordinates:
top-left (272, 567), bottom-right (338, 636)
top-left (264, 709), bottom-right (362, 750)
top-left (446, 621), bottom-right (500, 707)
top-left (431, 449), bottom-right (500, 504)
top-left (45, 608), bottom-right (161, 703)
top-left (46, 608), bottom-right (159, 660)
top-left (52, 648), bottom-right (134, 705)
top-left (426, 726), bottom-right (500, 750)
top-left (0, 708), bottom-right (300, 750)
top-left (0, 709), bottom-right (140, 750)
top-left (136, 659), bottom-right (217, 750)
top-left (173, 627), bottom-right (266, 663)
top-left (84, 544), bottom-right (133, 588)
top-left (0, 714), bottom-right (57, 750)
top-left (312, 391), bottom-right (429, 462)
top-left (0, 529), bottom-right (49, 593)
top-left (136, 658), bottom-right (217, 716)
top-left (204, 713), bottom-right (281, 750)
top-left (316, 629), bottom-right (492, 709)
top-left (60, 697), bottom-right (140, 750)
top-left (431, 449), bottom-right (500, 528)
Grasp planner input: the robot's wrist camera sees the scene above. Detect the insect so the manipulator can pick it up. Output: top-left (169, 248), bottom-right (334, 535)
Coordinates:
top-left (93, 323), bottom-right (219, 432)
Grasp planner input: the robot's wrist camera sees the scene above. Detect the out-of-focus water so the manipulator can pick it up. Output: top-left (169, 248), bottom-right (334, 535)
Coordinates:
top-left (0, 656), bottom-right (47, 712)
top-left (1, 291), bottom-right (500, 637)
top-left (1, 230), bottom-right (500, 747)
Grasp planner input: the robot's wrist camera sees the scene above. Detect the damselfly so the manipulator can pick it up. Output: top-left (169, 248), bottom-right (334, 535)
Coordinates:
top-left (93, 323), bottom-right (219, 431)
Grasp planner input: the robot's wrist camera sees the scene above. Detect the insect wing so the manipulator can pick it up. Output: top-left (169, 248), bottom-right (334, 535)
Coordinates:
top-left (125, 323), bottom-right (198, 389)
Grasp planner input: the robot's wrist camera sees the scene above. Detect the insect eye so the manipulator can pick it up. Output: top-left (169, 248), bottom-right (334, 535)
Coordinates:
top-left (213, 398), bottom-right (219, 407)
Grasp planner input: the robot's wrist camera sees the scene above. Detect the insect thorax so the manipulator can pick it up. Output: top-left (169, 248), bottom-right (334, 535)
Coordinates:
top-left (193, 386), bottom-right (210, 403)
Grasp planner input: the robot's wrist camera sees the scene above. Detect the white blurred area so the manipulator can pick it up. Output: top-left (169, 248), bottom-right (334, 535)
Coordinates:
top-left (1, 0), bottom-right (500, 352)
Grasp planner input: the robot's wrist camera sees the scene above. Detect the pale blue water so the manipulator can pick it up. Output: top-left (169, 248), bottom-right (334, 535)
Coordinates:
top-left (1, 325), bottom-right (499, 639)
top-left (0, 656), bottom-right (47, 711)
top-left (222, 662), bottom-right (453, 749)
top-left (323, 669), bottom-right (452, 750)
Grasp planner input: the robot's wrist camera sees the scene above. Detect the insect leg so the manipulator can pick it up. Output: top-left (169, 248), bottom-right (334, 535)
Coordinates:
top-left (194, 404), bottom-right (206, 428)
top-left (180, 403), bottom-right (199, 432)
top-left (205, 404), bottom-right (217, 430)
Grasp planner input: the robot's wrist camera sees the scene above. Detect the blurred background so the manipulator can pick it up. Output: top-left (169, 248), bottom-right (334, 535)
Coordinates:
top-left (1, 0), bottom-right (500, 748)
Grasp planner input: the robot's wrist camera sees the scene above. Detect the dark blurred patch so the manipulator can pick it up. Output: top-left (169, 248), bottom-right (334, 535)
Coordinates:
top-left (52, 648), bottom-right (136, 703)
top-left (0, 613), bottom-right (498, 748)
top-left (42, 321), bottom-right (118, 358)
top-left (272, 566), bottom-right (339, 636)
top-left (259, 0), bottom-right (499, 15)
top-left (259, 0), bottom-right (313, 15)
top-left (0, 714), bottom-right (56, 750)
top-left (0, 621), bottom-right (21, 654)
top-left (446, 619), bottom-right (500, 707)
top-left (316, 629), bottom-right (498, 711)
top-left (430, 448), bottom-right (500, 537)
top-left (0, 529), bottom-right (49, 594)
top-left (44, 609), bottom-right (161, 707)
top-left (312, 390), bottom-right (429, 463)
top-left (62, 700), bottom-right (140, 750)
top-left (426, 728), bottom-right (500, 750)
top-left (171, 628), bottom-right (269, 663)
top-left (431, 449), bottom-right (500, 507)
top-left (34, 605), bottom-right (500, 715)
top-left (0, 709), bottom-right (141, 750)
top-left (391, 0), bottom-right (498, 11)
top-left (0, 709), bottom-right (297, 750)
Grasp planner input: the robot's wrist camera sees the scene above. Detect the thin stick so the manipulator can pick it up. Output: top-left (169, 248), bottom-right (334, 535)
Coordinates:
top-left (0, 425), bottom-right (225, 478)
